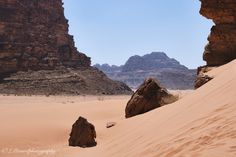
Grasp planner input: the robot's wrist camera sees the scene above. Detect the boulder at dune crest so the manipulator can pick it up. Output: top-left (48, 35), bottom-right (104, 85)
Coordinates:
top-left (125, 78), bottom-right (177, 118)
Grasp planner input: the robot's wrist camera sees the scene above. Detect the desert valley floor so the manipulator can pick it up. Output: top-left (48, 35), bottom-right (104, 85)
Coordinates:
top-left (0, 60), bottom-right (236, 157)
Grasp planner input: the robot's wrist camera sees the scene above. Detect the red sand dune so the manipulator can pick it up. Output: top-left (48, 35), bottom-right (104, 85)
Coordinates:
top-left (0, 60), bottom-right (236, 157)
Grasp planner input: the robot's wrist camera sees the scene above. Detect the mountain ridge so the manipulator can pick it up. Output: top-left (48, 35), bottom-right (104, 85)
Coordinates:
top-left (94, 52), bottom-right (196, 90)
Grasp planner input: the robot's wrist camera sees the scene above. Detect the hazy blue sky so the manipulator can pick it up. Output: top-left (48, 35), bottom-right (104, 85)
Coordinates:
top-left (63, 0), bottom-right (213, 69)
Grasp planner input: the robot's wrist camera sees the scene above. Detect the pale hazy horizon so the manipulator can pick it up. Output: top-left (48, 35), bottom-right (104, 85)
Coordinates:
top-left (63, 0), bottom-right (213, 69)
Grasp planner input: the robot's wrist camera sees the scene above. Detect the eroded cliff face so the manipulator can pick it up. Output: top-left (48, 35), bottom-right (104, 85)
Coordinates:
top-left (200, 0), bottom-right (236, 66)
top-left (0, 0), bottom-right (132, 95)
top-left (196, 0), bottom-right (236, 88)
top-left (0, 0), bottom-right (90, 75)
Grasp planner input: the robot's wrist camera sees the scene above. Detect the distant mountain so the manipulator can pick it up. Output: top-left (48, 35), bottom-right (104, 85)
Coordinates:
top-left (122, 52), bottom-right (188, 72)
top-left (93, 64), bottom-right (123, 73)
top-left (94, 52), bottom-right (197, 90)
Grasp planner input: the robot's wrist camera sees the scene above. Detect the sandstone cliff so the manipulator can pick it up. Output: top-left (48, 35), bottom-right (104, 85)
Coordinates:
top-left (196, 0), bottom-right (236, 88)
top-left (200, 0), bottom-right (236, 66)
top-left (0, 0), bottom-right (91, 75)
top-left (0, 0), bottom-right (132, 95)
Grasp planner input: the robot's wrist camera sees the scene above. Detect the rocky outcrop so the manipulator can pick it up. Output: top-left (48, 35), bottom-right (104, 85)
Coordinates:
top-left (0, 67), bottom-right (132, 95)
top-left (0, 0), bottom-right (90, 75)
top-left (69, 117), bottom-right (97, 147)
top-left (200, 0), bottom-right (236, 66)
top-left (125, 78), bottom-right (177, 118)
top-left (196, 0), bottom-right (236, 88)
top-left (95, 52), bottom-right (197, 90)
top-left (195, 66), bottom-right (214, 88)
top-left (0, 0), bottom-right (133, 95)
top-left (195, 74), bottom-right (213, 89)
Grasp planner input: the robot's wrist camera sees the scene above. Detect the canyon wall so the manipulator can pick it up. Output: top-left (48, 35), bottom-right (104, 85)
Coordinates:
top-left (200, 0), bottom-right (236, 66)
top-left (0, 0), bottom-right (90, 76)
top-left (0, 0), bottom-right (132, 95)
top-left (196, 0), bottom-right (236, 88)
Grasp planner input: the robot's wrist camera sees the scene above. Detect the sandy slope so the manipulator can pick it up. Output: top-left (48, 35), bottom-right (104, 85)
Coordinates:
top-left (0, 96), bottom-right (130, 157)
top-left (0, 60), bottom-right (236, 157)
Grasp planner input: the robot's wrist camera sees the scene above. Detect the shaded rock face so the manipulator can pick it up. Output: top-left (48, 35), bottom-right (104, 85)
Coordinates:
top-left (125, 78), bottom-right (177, 118)
top-left (69, 117), bottom-right (97, 147)
top-left (200, 0), bottom-right (236, 66)
top-left (0, 0), bottom-right (90, 76)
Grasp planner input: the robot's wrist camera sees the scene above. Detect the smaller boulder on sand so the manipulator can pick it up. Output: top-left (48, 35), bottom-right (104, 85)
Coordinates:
top-left (106, 122), bottom-right (117, 128)
top-left (125, 78), bottom-right (177, 118)
top-left (69, 116), bottom-right (97, 147)
top-left (195, 74), bottom-right (213, 89)
top-left (195, 66), bottom-right (214, 89)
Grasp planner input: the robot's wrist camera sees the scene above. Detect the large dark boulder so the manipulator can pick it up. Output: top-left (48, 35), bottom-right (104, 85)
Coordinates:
top-left (69, 117), bottom-right (97, 147)
top-left (125, 78), bottom-right (177, 118)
